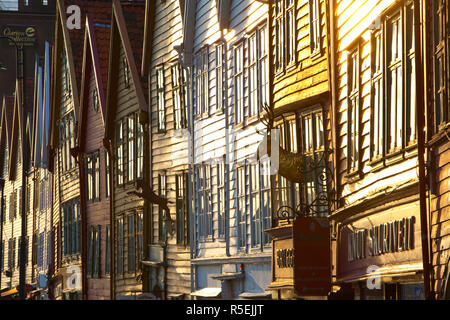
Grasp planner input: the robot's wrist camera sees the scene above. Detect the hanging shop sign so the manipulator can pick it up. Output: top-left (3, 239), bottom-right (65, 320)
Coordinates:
top-left (1, 25), bottom-right (37, 47)
top-left (293, 217), bottom-right (331, 296)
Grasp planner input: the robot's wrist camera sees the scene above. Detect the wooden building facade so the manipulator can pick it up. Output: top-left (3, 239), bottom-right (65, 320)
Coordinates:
top-left (329, 0), bottom-right (427, 300)
top-left (266, 0), bottom-right (332, 300)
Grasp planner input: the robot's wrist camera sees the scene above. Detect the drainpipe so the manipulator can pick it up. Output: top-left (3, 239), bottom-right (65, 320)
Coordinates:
top-left (414, 0), bottom-right (431, 298)
top-left (176, 45), bottom-right (195, 298)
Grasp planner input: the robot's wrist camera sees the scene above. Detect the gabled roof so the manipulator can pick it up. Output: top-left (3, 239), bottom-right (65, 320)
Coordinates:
top-left (105, 0), bottom-right (147, 140)
top-left (77, 12), bottom-right (111, 150)
top-left (182, 0), bottom-right (197, 65)
top-left (49, 0), bottom-right (112, 150)
top-left (1, 95), bottom-right (15, 154)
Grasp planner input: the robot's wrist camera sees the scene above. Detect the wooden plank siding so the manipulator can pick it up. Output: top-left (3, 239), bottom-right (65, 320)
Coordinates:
top-left (334, 0), bottom-right (420, 209)
top-left (149, 0), bottom-right (191, 298)
top-left (271, 0), bottom-right (330, 111)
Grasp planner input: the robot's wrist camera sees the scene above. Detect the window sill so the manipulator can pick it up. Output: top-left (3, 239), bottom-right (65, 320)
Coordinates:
top-left (199, 236), bottom-right (214, 243)
top-left (215, 108), bottom-right (225, 117)
top-left (247, 114), bottom-right (260, 127)
top-left (285, 62), bottom-right (297, 74)
top-left (345, 169), bottom-right (362, 183)
top-left (234, 122), bottom-right (245, 130)
top-left (310, 48), bottom-right (323, 61)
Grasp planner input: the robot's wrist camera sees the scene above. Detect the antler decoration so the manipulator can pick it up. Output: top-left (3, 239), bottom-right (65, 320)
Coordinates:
top-left (127, 180), bottom-right (176, 238)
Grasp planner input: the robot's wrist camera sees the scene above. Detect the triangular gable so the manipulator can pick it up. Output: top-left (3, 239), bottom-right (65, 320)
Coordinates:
top-left (105, 0), bottom-right (148, 140)
top-left (217, 0), bottom-right (231, 30)
top-left (0, 95), bottom-right (14, 178)
top-left (141, 0), bottom-right (157, 76)
top-left (77, 14), bottom-right (111, 150)
top-left (9, 80), bottom-right (23, 180)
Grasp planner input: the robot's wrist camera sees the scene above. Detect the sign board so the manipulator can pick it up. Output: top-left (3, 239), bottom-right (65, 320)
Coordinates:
top-left (293, 217), bottom-right (331, 296)
top-left (1, 25), bottom-right (37, 47)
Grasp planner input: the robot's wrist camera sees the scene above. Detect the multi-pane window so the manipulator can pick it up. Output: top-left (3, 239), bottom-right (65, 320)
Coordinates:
top-left (136, 211), bottom-right (143, 269)
top-left (347, 46), bottom-right (360, 172)
top-left (234, 43), bottom-right (244, 124)
top-left (197, 163), bottom-right (212, 240)
top-left (309, 0), bottom-right (321, 55)
top-left (215, 43), bottom-right (226, 113)
top-left (387, 12), bottom-right (403, 152)
top-left (156, 67), bottom-right (166, 132)
top-left (8, 238), bottom-right (15, 270)
top-left (116, 217), bottom-right (124, 275)
top-left (105, 151), bottom-right (110, 198)
top-left (195, 47), bottom-right (209, 116)
top-left (86, 150), bottom-right (100, 202)
top-left (301, 111), bottom-right (327, 216)
top-left (127, 116), bottom-right (135, 182)
top-left (237, 165), bottom-right (247, 249)
top-left (260, 158), bottom-right (271, 245)
top-left (248, 25), bottom-right (270, 117)
top-left (158, 173), bottom-right (167, 242)
top-left (136, 113), bottom-right (144, 179)
top-left (372, 30), bottom-right (384, 159)
top-left (434, 0), bottom-right (447, 128)
top-left (250, 164), bottom-right (261, 247)
top-left (62, 199), bottom-right (81, 257)
top-left (275, 0), bottom-right (296, 72)
top-left (116, 120), bottom-right (124, 185)
top-left (87, 225), bottom-right (100, 278)
top-left (172, 63), bottom-right (187, 129)
top-left (217, 161), bottom-right (225, 238)
top-left (176, 173), bottom-right (189, 246)
top-left (105, 224), bottom-right (110, 275)
top-left (127, 214), bottom-right (135, 273)
top-left (59, 112), bottom-right (76, 172)
top-left (405, 4), bottom-right (416, 145)
top-left (37, 233), bottom-right (44, 267)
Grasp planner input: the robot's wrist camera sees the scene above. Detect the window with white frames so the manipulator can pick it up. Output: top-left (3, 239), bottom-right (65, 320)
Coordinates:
top-left (156, 67), bottom-right (165, 132)
top-left (59, 112), bottom-right (76, 172)
top-left (127, 213), bottom-right (135, 273)
top-left (87, 225), bottom-right (100, 278)
top-left (116, 217), bottom-right (124, 275)
top-left (237, 165), bottom-right (247, 249)
top-left (434, 0), bottom-right (447, 129)
top-left (250, 164), bottom-right (261, 247)
top-left (215, 43), bottom-right (226, 113)
top-left (136, 113), bottom-right (144, 179)
top-left (62, 199), bottom-right (81, 257)
top-left (309, 0), bottom-right (321, 55)
top-left (234, 43), bottom-right (244, 124)
top-left (176, 173), bottom-right (189, 245)
top-left (260, 158), bottom-right (271, 245)
top-left (275, 0), bottom-right (296, 72)
top-left (128, 116), bottom-right (135, 181)
top-left (372, 30), bottom-right (384, 159)
top-left (347, 46), bottom-right (360, 172)
top-left (197, 163), bottom-right (212, 240)
top-left (195, 47), bottom-right (209, 116)
top-left (116, 120), bottom-right (124, 185)
top-left (217, 161), bottom-right (225, 238)
top-left (172, 63), bottom-right (187, 129)
top-left (248, 24), bottom-right (269, 118)
top-left (136, 211), bottom-right (143, 270)
top-left (158, 173), bottom-right (167, 242)
top-left (105, 151), bottom-right (110, 198)
top-left (86, 150), bottom-right (100, 202)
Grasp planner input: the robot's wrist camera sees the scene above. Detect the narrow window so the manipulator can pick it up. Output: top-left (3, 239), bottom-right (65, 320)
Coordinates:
top-left (237, 165), bottom-right (247, 249)
top-left (372, 30), bottom-right (384, 159)
top-left (127, 115), bottom-right (135, 182)
top-left (275, 0), bottom-right (284, 72)
top-left (176, 174), bottom-right (187, 245)
top-left (215, 43), bottom-right (225, 112)
top-left (136, 212), bottom-right (143, 269)
top-left (217, 161), bottom-right (225, 238)
top-left (105, 151), bottom-right (110, 198)
top-left (260, 158), bottom-right (271, 245)
top-left (136, 113), bottom-right (144, 179)
top-left (249, 33), bottom-right (258, 117)
top-left (250, 164), bottom-right (261, 247)
top-left (157, 67), bottom-right (166, 132)
top-left (116, 217), bottom-right (124, 275)
top-left (286, 0), bottom-right (296, 64)
top-left (386, 12), bottom-right (403, 153)
top-left (127, 214), bottom-right (135, 273)
top-left (93, 87), bottom-right (99, 112)
top-left (116, 121), bottom-right (124, 185)
top-left (234, 44), bottom-right (244, 124)
top-left (405, 4), bottom-right (416, 144)
top-left (123, 58), bottom-right (130, 88)
top-left (434, 0), bottom-right (446, 128)
top-left (172, 63), bottom-right (183, 130)
top-left (105, 225), bottom-right (110, 275)
top-left (158, 174), bottom-right (167, 242)
top-left (258, 24), bottom-right (269, 111)
top-left (309, 0), bottom-right (321, 55)
top-left (347, 46), bottom-right (360, 172)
